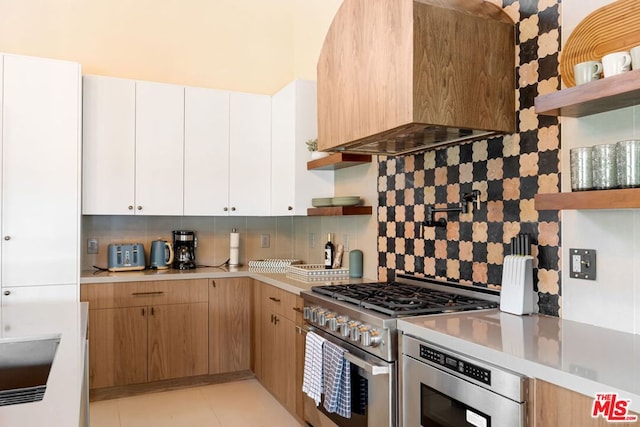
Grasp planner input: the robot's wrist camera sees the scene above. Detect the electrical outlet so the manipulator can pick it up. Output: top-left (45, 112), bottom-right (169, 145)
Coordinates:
top-left (87, 238), bottom-right (98, 254)
top-left (260, 234), bottom-right (270, 248)
top-left (569, 248), bottom-right (596, 280)
top-left (309, 233), bottom-right (316, 249)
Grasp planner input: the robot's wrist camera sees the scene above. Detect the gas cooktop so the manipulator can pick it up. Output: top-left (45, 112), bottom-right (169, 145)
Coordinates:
top-left (311, 278), bottom-right (498, 318)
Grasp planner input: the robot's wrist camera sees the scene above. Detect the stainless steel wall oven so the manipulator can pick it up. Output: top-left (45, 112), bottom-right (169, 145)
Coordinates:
top-left (401, 335), bottom-right (529, 427)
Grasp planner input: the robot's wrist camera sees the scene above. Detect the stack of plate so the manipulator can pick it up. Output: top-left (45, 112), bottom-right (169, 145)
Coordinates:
top-left (311, 196), bottom-right (362, 207)
top-left (331, 196), bottom-right (361, 206)
top-left (311, 197), bottom-right (333, 207)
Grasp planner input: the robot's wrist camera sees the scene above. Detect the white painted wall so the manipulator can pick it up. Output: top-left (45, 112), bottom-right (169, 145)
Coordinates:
top-left (561, 0), bottom-right (640, 333)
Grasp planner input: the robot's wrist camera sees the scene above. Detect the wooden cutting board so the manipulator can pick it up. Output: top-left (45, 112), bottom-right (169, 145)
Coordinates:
top-left (561, 0), bottom-right (640, 87)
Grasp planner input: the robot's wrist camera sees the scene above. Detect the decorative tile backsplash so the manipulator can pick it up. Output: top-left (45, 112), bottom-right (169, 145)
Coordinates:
top-left (377, 0), bottom-right (563, 316)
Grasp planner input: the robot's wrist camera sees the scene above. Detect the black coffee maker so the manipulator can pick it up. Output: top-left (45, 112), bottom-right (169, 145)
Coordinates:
top-left (172, 230), bottom-right (196, 270)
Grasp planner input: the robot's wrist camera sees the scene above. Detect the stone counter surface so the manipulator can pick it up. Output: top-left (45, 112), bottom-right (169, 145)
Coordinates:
top-left (0, 302), bottom-right (89, 427)
top-left (81, 266), bottom-right (373, 295)
top-left (398, 309), bottom-right (640, 413)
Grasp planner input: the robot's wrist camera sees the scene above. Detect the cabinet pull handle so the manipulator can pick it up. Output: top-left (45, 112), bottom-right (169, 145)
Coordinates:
top-left (269, 297), bottom-right (281, 302)
top-left (131, 291), bottom-right (164, 296)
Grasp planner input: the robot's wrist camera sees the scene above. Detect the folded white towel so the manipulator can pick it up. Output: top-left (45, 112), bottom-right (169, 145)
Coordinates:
top-left (302, 331), bottom-right (326, 405)
top-left (322, 340), bottom-right (351, 418)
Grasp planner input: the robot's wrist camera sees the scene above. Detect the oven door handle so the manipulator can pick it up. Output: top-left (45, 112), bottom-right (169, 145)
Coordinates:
top-left (344, 352), bottom-right (390, 376)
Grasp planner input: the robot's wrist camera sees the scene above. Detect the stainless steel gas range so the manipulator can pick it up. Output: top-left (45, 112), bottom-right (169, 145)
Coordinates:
top-left (301, 273), bottom-right (500, 427)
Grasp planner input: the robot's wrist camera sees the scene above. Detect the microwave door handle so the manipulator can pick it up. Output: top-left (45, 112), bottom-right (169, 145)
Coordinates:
top-left (344, 352), bottom-right (390, 376)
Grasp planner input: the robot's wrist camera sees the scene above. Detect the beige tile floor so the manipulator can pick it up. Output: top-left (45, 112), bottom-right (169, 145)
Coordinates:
top-left (89, 379), bottom-right (305, 427)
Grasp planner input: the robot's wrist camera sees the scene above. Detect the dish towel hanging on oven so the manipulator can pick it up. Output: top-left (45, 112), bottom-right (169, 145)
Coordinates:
top-left (302, 331), bottom-right (326, 405)
top-left (323, 340), bottom-right (351, 418)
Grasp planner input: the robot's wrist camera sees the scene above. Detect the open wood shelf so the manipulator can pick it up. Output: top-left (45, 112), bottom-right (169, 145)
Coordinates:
top-left (535, 69), bottom-right (640, 117)
top-left (535, 188), bottom-right (640, 210)
top-left (307, 206), bottom-right (372, 216)
top-left (307, 153), bottom-right (372, 170)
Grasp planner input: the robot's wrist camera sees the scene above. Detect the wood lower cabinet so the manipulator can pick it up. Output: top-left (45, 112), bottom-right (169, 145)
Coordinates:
top-left (253, 281), bottom-right (303, 419)
top-left (81, 279), bottom-right (208, 389)
top-left (534, 379), bottom-right (639, 427)
top-left (208, 278), bottom-right (251, 374)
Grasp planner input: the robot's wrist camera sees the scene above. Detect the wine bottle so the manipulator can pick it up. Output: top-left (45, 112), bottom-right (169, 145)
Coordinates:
top-left (324, 233), bottom-right (335, 269)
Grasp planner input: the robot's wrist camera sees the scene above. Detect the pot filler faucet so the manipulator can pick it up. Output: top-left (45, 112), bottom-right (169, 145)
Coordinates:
top-left (424, 190), bottom-right (481, 228)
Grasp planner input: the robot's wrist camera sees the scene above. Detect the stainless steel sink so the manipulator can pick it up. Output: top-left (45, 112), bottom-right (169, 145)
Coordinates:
top-left (0, 335), bottom-right (60, 406)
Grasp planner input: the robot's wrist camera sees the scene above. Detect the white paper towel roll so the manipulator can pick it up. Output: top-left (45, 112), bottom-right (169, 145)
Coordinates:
top-left (229, 229), bottom-right (240, 266)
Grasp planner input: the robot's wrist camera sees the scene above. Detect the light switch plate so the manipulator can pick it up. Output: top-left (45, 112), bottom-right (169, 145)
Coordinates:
top-left (569, 248), bottom-right (596, 280)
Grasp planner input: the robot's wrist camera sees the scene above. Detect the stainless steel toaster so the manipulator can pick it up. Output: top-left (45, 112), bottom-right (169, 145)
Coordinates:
top-left (107, 243), bottom-right (146, 271)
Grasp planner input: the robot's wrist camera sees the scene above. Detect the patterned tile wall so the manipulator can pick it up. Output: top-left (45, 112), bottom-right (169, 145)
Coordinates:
top-left (377, 0), bottom-right (563, 317)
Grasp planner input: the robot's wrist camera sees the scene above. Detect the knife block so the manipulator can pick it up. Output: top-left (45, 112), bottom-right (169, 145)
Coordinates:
top-left (500, 255), bottom-right (535, 315)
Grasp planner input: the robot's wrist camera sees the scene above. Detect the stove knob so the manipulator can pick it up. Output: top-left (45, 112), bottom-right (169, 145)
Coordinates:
top-left (361, 328), bottom-right (382, 347)
top-left (322, 312), bottom-right (336, 329)
top-left (315, 309), bottom-right (327, 325)
top-left (309, 307), bottom-right (320, 323)
top-left (348, 321), bottom-right (362, 342)
top-left (318, 310), bottom-right (331, 326)
top-left (339, 317), bottom-right (352, 337)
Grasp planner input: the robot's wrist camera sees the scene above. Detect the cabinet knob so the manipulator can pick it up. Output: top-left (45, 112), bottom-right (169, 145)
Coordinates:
top-left (287, 206), bottom-right (293, 211)
top-left (128, 205), bottom-right (134, 210)
top-left (137, 206), bottom-right (142, 211)
top-left (231, 207), bottom-right (236, 212)
top-left (223, 207), bottom-right (228, 212)
top-left (3, 236), bottom-right (10, 241)
top-left (3, 290), bottom-right (10, 296)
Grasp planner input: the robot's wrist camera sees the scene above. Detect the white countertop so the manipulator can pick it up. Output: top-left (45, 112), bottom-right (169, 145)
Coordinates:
top-left (81, 266), bottom-right (374, 295)
top-left (0, 302), bottom-right (88, 427)
top-left (398, 309), bottom-right (640, 413)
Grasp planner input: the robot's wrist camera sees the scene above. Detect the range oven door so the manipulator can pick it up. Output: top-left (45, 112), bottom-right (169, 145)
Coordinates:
top-left (401, 336), bottom-right (527, 427)
top-left (303, 326), bottom-right (398, 427)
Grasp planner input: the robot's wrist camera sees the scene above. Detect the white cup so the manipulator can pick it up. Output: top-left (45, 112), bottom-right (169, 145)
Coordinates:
top-left (574, 61), bottom-right (602, 85)
top-left (602, 51), bottom-right (632, 77)
top-left (631, 46), bottom-right (640, 70)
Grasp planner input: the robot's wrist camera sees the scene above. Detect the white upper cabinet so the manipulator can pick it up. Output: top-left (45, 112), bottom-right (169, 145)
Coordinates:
top-left (1, 54), bottom-right (81, 290)
top-left (271, 80), bottom-right (333, 215)
top-left (83, 76), bottom-right (185, 216)
top-left (135, 81), bottom-right (185, 216)
top-left (229, 92), bottom-right (271, 216)
top-left (82, 75), bottom-right (136, 215)
top-left (184, 87), bottom-right (230, 216)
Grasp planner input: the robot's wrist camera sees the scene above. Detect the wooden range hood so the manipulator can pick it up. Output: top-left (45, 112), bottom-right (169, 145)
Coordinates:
top-left (317, 0), bottom-right (515, 156)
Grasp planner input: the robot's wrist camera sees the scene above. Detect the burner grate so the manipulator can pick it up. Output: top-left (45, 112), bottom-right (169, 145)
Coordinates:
top-left (311, 281), bottom-right (498, 317)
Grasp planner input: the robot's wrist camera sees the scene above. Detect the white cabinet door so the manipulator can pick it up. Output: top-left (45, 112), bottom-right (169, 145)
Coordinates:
top-left (229, 92), bottom-right (271, 216)
top-left (135, 81), bottom-right (184, 216)
top-left (184, 87), bottom-right (230, 216)
top-left (82, 75), bottom-right (136, 215)
top-left (271, 80), bottom-right (333, 215)
top-left (1, 285), bottom-right (78, 306)
top-left (2, 55), bottom-right (80, 288)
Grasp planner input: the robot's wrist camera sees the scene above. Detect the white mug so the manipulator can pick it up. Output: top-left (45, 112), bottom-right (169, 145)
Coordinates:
top-left (631, 46), bottom-right (640, 70)
top-left (574, 61), bottom-right (602, 85)
top-left (602, 51), bottom-right (632, 77)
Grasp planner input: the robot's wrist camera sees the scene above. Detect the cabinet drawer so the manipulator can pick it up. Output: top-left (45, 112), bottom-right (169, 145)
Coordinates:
top-left (81, 279), bottom-right (208, 309)
top-left (261, 283), bottom-right (298, 321)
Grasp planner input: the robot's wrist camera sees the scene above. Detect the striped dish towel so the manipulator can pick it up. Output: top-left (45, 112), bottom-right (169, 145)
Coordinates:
top-left (322, 340), bottom-right (351, 418)
top-left (302, 331), bottom-right (326, 405)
